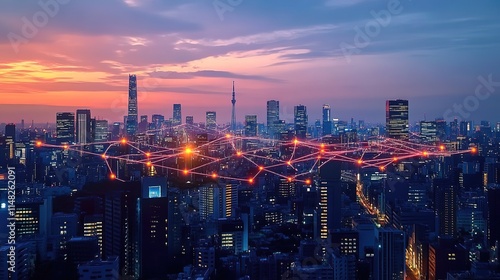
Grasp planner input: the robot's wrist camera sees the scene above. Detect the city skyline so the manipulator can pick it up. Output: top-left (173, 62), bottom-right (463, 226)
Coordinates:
top-left (1, 1), bottom-right (500, 124)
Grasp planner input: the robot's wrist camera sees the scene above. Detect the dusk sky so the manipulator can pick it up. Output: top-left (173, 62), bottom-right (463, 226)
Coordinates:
top-left (1, 0), bottom-right (500, 125)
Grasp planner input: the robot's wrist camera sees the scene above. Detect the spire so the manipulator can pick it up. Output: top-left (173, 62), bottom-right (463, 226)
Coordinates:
top-left (231, 81), bottom-right (236, 132)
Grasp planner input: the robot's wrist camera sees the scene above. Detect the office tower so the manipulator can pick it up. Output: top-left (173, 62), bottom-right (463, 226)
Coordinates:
top-left (225, 183), bottom-right (238, 218)
top-left (318, 161), bottom-right (342, 240)
top-left (231, 81), bottom-right (236, 132)
top-left (322, 104), bottom-right (332, 136)
top-left (151, 114), bottom-right (164, 130)
top-left (173, 104), bottom-right (182, 126)
top-left (420, 121), bottom-right (437, 143)
top-left (103, 191), bottom-right (136, 277)
top-left (433, 178), bottom-right (457, 237)
top-left (314, 119), bottom-right (321, 138)
top-left (267, 100), bottom-right (279, 137)
top-left (66, 236), bottom-right (100, 264)
top-left (83, 214), bottom-right (103, 257)
top-left (199, 184), bottom-right (224, 221)
top-left (51, 212), bottom-right (78, 259)
top-left (126, 74), bottom-right (138, 136)
top-left (94, 120), bottom-right (108, 142)
top-left (56, 112), bottom-right (75, 144)
top-left (136, 177), bottom-right (169, 278)
top-left (186, 116), bottom-right (194, 125)
top-left (76, 109), bottom-right (92, 144)
top-left (294, 105), bottom-right (308, 139)
top-left (138, 115), bottom-right (148, 133)
top-left (4, 123), bottom-right (15, 160)
top-left (374, 228), bottom-right (405, 280)
top-left (488, 186), bottom-right (500, 246)
top-left (244, 115), bottom-right (257, 137)
top-left (111, 122), bottom-right (121, 140)
top-left (206, 111), bottom-right (217, 130)
top-left (435, 119), bottom-right (447, 141)
top-left (218, 218), bottom-right (247, 254)
top-left (386, 99), bottom-right (409, 140)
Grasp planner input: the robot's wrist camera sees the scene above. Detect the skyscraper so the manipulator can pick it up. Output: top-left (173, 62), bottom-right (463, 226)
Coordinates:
top-left (206, 111), bottom-right (217, 130)
top-left (244, 115), bottom-right (257, 137)
top-left (173, 104), bottom-right (182, 126)
top-left (374, 228), bottom-right (405, 280)
top-left (318, 160), bottom-right (342, 240)
top-left (420, 121), bottom-right (437, 143)
top-left (386, 100), bottom-right (409, 140)
top-left (231, 81), bottom-right (236, 132)
top-left (126, 74), bottom-right (138, 136)
top-left (267, 100), bottom-right (279, 138)
top-left (137, 177), bottom-right (169, 278)
top-left (433, 178), bottom-right (457, 237)
top-left (294, 105), bottom-right (308, 139)
top-left (76, 109), bottom-right (92, 144)
top-left (186, 116), bottom-right (194, 125)
top-left (94, 120), bottom-right (109, 142)
top-left (322, 104), bottom-right (332, 136)
top-left (56, 112), bottom-right (75, 144)
top-left (4, 123), bottom-right (15, 160)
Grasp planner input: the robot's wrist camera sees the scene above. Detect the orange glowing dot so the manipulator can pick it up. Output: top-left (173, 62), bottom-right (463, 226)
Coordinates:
top-left (109, 174), bottom-right (116, 180)
top-left (287, 161), bottom-right (292, 165)
top-left (259, 166), bottom-right (264, 171)
top-left (101, 154), bottom-right (106, 159)
top-left (439, 145), bottom-right (445, 151)
top-left (146, 161), bottom-right (152, 167)
top-left (185, 147), bottom-right (192, 154)
top-left (236, 151), bottom-right (242, 156)
top-left (317, 155), bottom-right (321, 159)
top-left (471, 147), bottom-right (477, 153)
top-left (305, 179), bottom-right (311, 185)
top-left (287, 177), bottom-right (293, 182)
top-left (63, 144), bottom-right (68, 149)
top-left (422, 151), bottom-right (429, 156)
top-left (393, 157), bottom-right (398, 162)
top-left (145, 152), bottom-right (151, 157)
top-left (120, 138), bottom-right (127, 144)
top-left (211, 173), bottom-right (218, 179)
top-left (320, 143), bottom-right (325, 148)
top-left (35, 141), bottom-right (42, 147)
top-left (380, 166), bottom-right (386, 171)
top-left (293, 139), bottom-right (299, 145)
top-left (249, 178), bottom-right (254, 183)
top-left (357, 159), bottom-right (363, 165)
top-left (183, 169), bottom-right (189, 175)
top-left (225, 134), bottom-right (231, 139)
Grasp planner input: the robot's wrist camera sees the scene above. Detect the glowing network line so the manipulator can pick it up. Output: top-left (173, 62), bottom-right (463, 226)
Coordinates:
top-left (35, 131), bottom-right (476, 184)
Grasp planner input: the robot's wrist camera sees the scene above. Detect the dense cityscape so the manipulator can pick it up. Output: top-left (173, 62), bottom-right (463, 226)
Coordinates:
top-left (2, 1), bottom-right (500, 280)
top-left (1, 73), bottom-right (500, 279)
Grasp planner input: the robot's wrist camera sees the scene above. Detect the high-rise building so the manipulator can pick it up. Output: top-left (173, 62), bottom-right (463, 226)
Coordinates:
top-left (433, 178), bottom-right (457, 237)
top-left (76, 109), bottom-right (92, 144)
top-left (56, 112), bottom-right (75, 144)
top-left (294, 105), bottom-right (308, 139)
top-left (244, 115), bottom-right (257, 137)
top-left (386, 100), bottom-right (409, 140)
top-left (199, 184), bottom-right (224, 221)
top-left (322, 104), bottom-right (332, 136)
top-left (126, 74), bottom-right (138, 136)
top-left (231, 81), bottom-right (236, 132)
top-left (487, 186), bottom-right (500, 246)
top-left (173, 104), bottom-right (182, 126)
top-left (83, 214), bottom-right (103, 257)
top-left (136, 177), bottom-right (169, 278)
top-left (318, 161), bottom-right (342, 240)
top-left (206, 111), bottom-right (217, 130)
top-left (4, 123), bottom-right (15, 160)
top-left (94, 120), bottom-right (108, 142)
top-left (267, 100), bottom-right (279, 138)
top-left (420, 121), bottom-right (437, 143)
top-left (374, 228), bottom-right (405, 280)
top-left (186, 116), bottom-right (194, 125)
